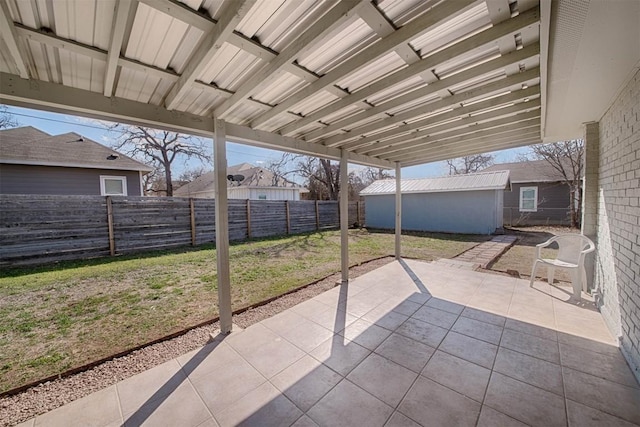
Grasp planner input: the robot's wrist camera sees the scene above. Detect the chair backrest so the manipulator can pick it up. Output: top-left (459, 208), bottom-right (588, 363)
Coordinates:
top-left (554, 234), bottom-right (594, 264)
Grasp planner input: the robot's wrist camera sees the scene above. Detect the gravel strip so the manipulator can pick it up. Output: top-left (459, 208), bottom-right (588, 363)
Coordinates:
top-left (1, 256), bottom-right (393, 427)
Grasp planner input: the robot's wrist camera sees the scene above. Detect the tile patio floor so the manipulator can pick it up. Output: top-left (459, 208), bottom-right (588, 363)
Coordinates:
top-left (18, 259), bottom-right (640, 427)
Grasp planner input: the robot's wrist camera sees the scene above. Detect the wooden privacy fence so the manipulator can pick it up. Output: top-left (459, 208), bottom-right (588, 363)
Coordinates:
top-left (0, 194), bottom-right (365, 266)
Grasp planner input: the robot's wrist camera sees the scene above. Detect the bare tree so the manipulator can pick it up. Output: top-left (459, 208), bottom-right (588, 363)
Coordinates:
top-left (0, 105), bottom-right (18, 129)
top-left (446, 154), bottom-right (495, 174)
top-left (525, 140), bottom-right (584, 227)
top-left (107, 125), bottom-right (210, 196)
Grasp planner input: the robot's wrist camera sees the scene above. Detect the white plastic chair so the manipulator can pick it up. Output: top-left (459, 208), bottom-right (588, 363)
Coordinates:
top-left (529, 234), bottom-right (595, 298)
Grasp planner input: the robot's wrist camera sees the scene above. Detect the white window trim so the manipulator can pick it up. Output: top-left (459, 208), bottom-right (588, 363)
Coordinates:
top-left (100, 175), bottom-right (128, 196)
top-left (519, 186), bottom-right (538, 212)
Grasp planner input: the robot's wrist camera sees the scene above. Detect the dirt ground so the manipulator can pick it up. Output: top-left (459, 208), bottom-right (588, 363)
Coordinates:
top-left (489, 225), bottom-right (580, 282)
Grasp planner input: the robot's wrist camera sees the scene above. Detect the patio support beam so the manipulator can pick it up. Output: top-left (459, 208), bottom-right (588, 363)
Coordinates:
top-left (249, 0), bottom-right (477, 128)
top-left (0, 1), bottom-right (29, 78)
top-left (165, 0), bottom-right (255, 110)
top-left (213, 118), bottom-right (233, 334)
top-left (104, 0), bottom-right (133, 97)
top-left (340, 150), bottom-right (349, 283)
top-left (582, 121), bottom-right (600, 291)
top-left (395, 162), bottom-right (402, 259)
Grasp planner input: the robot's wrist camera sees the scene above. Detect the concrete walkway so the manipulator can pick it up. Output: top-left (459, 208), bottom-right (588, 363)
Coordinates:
top-left (16, 259), bottom-right (639, 427)
top-left (453, 235), bottom-right (518, 269)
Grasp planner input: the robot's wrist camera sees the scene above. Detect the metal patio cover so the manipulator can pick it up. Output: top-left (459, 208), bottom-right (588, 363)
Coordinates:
top-left (0, 0), bottom-right (542, 169)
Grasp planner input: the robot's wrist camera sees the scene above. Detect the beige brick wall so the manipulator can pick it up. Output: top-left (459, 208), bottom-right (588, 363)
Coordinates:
top-left (595, 68), bottom-right (640, 381)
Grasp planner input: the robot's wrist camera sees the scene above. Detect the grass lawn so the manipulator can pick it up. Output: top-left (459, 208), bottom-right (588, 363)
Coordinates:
top-left (0, 229), bottom-right (486, 393)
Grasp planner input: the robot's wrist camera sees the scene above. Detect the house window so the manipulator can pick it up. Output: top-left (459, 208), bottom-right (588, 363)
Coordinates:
top-left (257, 194), bottom-right (267, 200)
top-left (100, 176), bottom-right (127, 196)
top-left (519, 186), bottom-right (538, 212)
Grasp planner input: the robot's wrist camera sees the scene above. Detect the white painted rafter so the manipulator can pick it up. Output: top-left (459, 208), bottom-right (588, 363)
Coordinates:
top-left (0, 1), bottom-right (29, 78)
top-left (164, 0), bottom-right (256, 110)
top-left (104, 0), bottom-right (134, 97)
top-left (249, 0), bottom-right (478, 129)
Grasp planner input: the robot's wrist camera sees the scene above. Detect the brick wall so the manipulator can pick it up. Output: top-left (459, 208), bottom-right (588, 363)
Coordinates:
top-left (594, 68), bottom-right (640, 381)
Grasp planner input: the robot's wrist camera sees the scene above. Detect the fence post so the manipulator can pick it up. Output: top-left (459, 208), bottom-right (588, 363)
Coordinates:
top-left (315, 200), bottom-right (320, 230)
top-left (246, 199), bottom-right (252, 238)
top-left (285, 200), bottom-right (291, 234)
top-left (190, 198), bottom-right (196, 246)
top-left (357, 201), bottom-right (361, 226)
top-left (106, 196), bottom-right (115, 256)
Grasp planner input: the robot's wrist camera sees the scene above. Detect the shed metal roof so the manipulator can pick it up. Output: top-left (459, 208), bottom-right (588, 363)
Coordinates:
top-left (0, 126), bottom-right (153, 172)
top-left (0, 0), bottom-right (543, 169)
top-left (360, 169), bottom-right (511, 195)
top-left (482, 158), bottom-right (569, 182)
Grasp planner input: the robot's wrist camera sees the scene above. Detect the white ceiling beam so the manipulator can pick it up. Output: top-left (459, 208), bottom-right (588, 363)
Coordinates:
top-left (250, 0), bottom-right (478, 129)
top-left (213, 1), bottom-right (366, 118)
top-left (323, 67), bottom-right (540, 147)
top-left (280, 7), bottom-right (540, 137)
top-left (164, 0), bottom-right (255, 110)
top-left (340, 85), bottom-right (540, 152)
top-left (388, 119), bottom-right (541, 162)
top-left (138, 0), bottom-right (277, 62)
top-left (224, 123), bottom-right (393, 169)
top-left (372, 108), bottom-right (540, 158)
top-left (362, 99), bottom-right (541, 156)
top-left (104, 0), bottom-right (133, 97)
top-left (0, 71), bottom-right (392, 169)
top-left (305, 43), bottom-right (539, 143)
top-left (401, 134), bottom-right (541, 167)
top-left (0, 1), bottom-right (29, 78)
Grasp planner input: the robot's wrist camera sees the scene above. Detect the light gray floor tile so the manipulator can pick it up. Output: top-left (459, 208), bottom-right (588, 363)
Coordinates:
top-left (347, 353), bottom-right (418, 407)
top-left (476, 406), bottom-right (528, 427)
top-left (566, 399), bottom-right (639, 427)
top-left (425, 298), bottom-right (465, 315)
top-left (396, 317), bottom-right (448, 348)
top-left (270, 355), bottom-right (342, 412)
top-left (34, 385), bottom-right (121, 427)
top-left (398, 376), bottom-right (481, 427)
top-left (235, 334), bottom-right (305, 379)
top-left (505, 318), bottom-right (558, 341)
top-left (461, 307), bottom-right (506, 327)
top-left (484, 372), bottom-right (567, 427)
top-left (196, 418), bottom-right (220, 427)
top-left (560, 342), bottom-right (639, 388)
top-left (384, 411), bottom-right (421, 427)
top-left (122, 382), bottom-right (211, 427)
top-left (439, 331), bottom-right (498, 369)
top-left (291, 415), bottom-right (320, 427)
top-left (279, 317), bottom-right (334, 353)
top-left (307, 379), bottom-right (393, 427)
top-left (305, 307), bottom-right (358, 333)
top-left (375, 333), bottom-right (436, 373)
top-left (391, 300), bottom-right (422, 316)
top-left (452, 316), bottom-right (503, 345)
top-left (494, 347), bottom-right (564, 396)
top-left (411, 306), bottom-right (458, 329)
top-left (260, 309), bottom-right (307, 335)
top-left (500, 328), bottom-right (560, 364)
top-left (190, 356), bottom-right (266, 414)
top-left (563, 367), bottom-right (640, 425)
top-left (422, 350), bottom-right (491, 402)
top-left (309, 336), bottom-right (371, 376)
top-left (340, 318), bottom-right (392, 350)
top-left (176, 341), bottom-right (239, 379)
top-left (215, 382), bottom-right (302, 427)
top-left (362, 306), bottom-right (409, 331)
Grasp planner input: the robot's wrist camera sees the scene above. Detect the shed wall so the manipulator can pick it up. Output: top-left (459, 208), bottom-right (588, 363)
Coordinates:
top-left (0, 164), bottom-right (143, 196)
top-left (364, 190), bottom-right (501, 235)
top-left (502, 181), bottom-right (572, 225)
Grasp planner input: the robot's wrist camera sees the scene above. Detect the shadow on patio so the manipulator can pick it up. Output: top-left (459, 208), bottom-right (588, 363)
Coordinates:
top-left (29, 259), bottom-right (640, 427)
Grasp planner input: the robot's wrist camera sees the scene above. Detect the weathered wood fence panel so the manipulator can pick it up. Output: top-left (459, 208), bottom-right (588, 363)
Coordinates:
top-left (0, 195), bottom-right (366, 266)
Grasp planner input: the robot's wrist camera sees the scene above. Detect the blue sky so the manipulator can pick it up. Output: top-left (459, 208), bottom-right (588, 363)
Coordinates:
top-left (3, 104), bottom-right (529, 179)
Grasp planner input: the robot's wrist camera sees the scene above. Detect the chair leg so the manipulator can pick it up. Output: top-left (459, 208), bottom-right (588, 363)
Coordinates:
top-left (581, 265), bottom-right (588, 293)
top-left (530, 261), bottom-right (538, 287)
top-left (571, 269), bottom-right (581, 299)
top-left (548, 267), bottom-right (555, 285)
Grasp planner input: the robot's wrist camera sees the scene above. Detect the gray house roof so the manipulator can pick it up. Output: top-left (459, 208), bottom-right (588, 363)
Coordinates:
top-left (175, 162), bottom-right (303, 196)
top-left (0, 126), bottom-right (152, 172)
top-left (361, 170), bottom-right (511, 196)
top-left (482, 159), bottom-right (568, 183)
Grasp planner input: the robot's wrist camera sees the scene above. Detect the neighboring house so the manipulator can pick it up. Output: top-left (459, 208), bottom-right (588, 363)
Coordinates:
top-left (0, 126), bottom-right (152, 196)
top-left (483, 159), bottom-right (575, 226)
top-left (174, 163), bottom-right (306, 201)
top-left (360, 170), bottom-right (510, 235)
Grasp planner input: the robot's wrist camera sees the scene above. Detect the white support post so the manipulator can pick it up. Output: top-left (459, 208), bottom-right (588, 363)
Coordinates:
top-left (582, 122), bottom-right (599, 292)
top-left (395, 162), bottom-right (402, 259)
top-left (340, 150), bottom-right (349, 284)
top-left (214, 119), bottom-right (233, 334)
